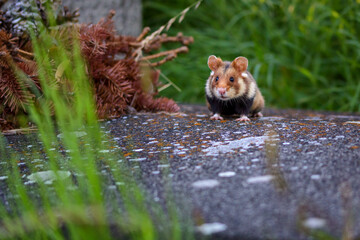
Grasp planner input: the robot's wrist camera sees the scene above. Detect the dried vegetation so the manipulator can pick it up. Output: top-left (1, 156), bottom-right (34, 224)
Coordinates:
top-left (0, 0), bottom-right (199, 131)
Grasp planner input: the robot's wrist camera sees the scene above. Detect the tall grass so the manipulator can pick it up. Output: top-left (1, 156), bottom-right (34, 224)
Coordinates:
top-left (0, 14), bottom-right (193, 240)
top-left (143, 0), bottom-right (360, 112)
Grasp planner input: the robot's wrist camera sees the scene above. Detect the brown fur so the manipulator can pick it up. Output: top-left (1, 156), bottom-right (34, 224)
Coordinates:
top-left (210, 62), bottom-right (249, 99)
top-left (208, 55), bottom-right (223, 71)
top-left (231, 56), bottom-right (248, 72)
top-left (250, 88), bottom-right (265, 114)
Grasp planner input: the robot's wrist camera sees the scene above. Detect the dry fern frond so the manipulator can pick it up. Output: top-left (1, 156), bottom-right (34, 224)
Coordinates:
top-left (78, 11), bottom-right (194, 119)
top-left (134, 93), bottom-right (180, 113)
top-left (132, 0), bottom-right (202, 61)
top-left (0, 70), bottom-right (33, 113)
top-left (0, 0), bottom-right (200, 131)
top-left (0, 28), bottom-right (37, 117)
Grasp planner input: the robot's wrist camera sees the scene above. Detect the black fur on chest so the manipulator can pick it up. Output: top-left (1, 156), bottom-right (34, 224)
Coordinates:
top-left (206, 95), bottom-right (254, 116)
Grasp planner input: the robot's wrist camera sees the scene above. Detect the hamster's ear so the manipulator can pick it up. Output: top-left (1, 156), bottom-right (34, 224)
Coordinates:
top-left (208, 55), bottom-right (222, 71)
top-left (231, 56), bottom-right (248, 73)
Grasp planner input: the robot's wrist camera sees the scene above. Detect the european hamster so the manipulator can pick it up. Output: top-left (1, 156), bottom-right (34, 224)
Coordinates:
top-left (205, 55), bottom-right (264, 121)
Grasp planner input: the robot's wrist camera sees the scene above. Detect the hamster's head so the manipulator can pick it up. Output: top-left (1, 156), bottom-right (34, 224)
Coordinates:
top-left (207, 55), bottom-right (249, 100)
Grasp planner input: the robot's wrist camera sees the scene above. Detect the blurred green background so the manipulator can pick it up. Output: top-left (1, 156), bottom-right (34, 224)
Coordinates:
top-left (143, 0), bottom-right (360, 112)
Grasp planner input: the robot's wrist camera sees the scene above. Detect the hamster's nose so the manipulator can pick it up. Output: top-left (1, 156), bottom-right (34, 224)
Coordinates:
top-left (218, 88), bottom-right (226, 95)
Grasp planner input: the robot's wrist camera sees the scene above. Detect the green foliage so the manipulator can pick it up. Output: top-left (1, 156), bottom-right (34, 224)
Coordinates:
top-left (143, 0), bottom-right (360, 112)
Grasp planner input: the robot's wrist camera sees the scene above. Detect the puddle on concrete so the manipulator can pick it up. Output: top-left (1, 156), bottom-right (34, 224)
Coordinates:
top-left (259, 116), bottom-right (284, 121)
top-left (303, 217), bottom-right (326, 229)
top-left (99, 150), bottom-right (110, 153)
top-left (27, 170), bottom-right (71, 185)
top-left (246, 175), bottom-right (274, 184)
top-left (329, 115), bottom-right (360, 120)
top-left (133, 149), bottom-right (144, 152)
top-left (203, 136), bottom-right (268, 156)
top-left (197, 222), bottom-right (227, 235)
top-left (129, 158), bottom-right (147, 162)
top-left (344, 121), bottom-right (360, 126)
top-left (157, 164), bottom-right (170, 168)
top-left (218, 171), bottom-right (236, 177)
top-left (304, 117), bottom-right (322, 121)
top-left (57, 131), bottom-right (87, 138)
top-left (307, 141), bottom-right (321, 146)
top-left (192, 179), bottom-right (220, 188)
top-left (311, 175), bottom-right (321, 180)
top-left (0, 176), bottom-right (8, 180)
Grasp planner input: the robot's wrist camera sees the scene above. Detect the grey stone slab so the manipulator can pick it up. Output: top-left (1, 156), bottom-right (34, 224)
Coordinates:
top-left (62, 0), bottom-right (142, 36)
top-left (3, 105), bottom-right (360, 239)
top-left (102, 105), bottom-right (360, 239)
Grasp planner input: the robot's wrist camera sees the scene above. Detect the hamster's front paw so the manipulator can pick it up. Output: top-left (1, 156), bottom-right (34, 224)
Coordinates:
top-left (252, 112), bottom-right (263, 118)
top-left (236, 115), bottom-right (250, 122)
top-left (210, 113), bottom-right (224, 120)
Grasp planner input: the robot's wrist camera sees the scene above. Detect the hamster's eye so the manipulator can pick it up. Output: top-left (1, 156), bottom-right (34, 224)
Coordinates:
top-left (215, 76), bottom-right (219, 82)
top-left (229, 77), bottom-right (234, 82)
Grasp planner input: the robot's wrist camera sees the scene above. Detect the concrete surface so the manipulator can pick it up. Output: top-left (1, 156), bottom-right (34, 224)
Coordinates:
top-left (3, 105), bottom-right (360, 239)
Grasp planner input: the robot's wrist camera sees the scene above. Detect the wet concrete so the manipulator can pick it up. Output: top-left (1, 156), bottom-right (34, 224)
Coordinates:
top-left (3, 105), bottom-right (360, 239)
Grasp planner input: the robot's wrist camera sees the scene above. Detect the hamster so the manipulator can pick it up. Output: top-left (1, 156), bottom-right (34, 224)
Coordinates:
top-left (205, 55), bottom-right (264, 121)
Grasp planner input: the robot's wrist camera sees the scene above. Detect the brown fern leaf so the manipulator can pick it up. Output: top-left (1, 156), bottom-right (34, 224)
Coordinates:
top-left (0, 30), bottom-right (14, 43)
top-left (79, 17), bottom-right (141, 118)
top-left (79, 18), bottom-right (135, 63)
top-left (78, 14), bottom-right (181, 118)
top-left (79, 25), bottom-right (110, 61)
top-left (16, 61), bottom-right (37, 77)
top-left (0, 28), bottom-right (38, 130)
top-left (0, 45), bottom-right (12, 68)
top-left (0, 10), bottom-right (186, 131)
top-left (135, 93), bottom-right (180, 113)
top-left (0, 115), bottom-right (15, 131)
top-left (95, 86), bottom-right (128, 118)
top-left (92, 59), bottom-right (139, 118)
top-left (16, 61), bottom-right (40, 90)
top-left (0, 70), bottom-right (32, 113)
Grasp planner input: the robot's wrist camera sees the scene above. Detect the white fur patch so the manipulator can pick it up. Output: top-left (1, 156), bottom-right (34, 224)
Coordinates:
top-left (235, 77), bottom-right (246, 97)
top-left (241, 72), bottom-right (248, 78)
top-left (226, 87), bottom-right (236, 99)
top-left (210, 71), bottom-right (214, 76)
top-left (205, 76), bottom-right (213, 98)
top-left (247, 81), bottom-right (256, 99)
